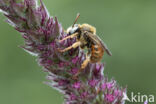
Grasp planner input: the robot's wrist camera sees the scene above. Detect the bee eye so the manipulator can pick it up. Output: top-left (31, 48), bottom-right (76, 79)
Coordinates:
top-left (74, 24), bottom-right (78, 27)
top-left (68, 26), bottom-right (78, 35)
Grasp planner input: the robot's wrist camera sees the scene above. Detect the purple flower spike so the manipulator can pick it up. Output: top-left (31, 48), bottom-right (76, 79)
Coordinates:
top-left (70, 68), bottom-right (78, 75)
top-left (105, 94), bottom-right (115, 103)
top-left (70, 93), bottom-right (77, 100)
top-left (144, 101), bottom-right (148, 104)
top-left (72, 56), bottom-right (79, 64)
top-left (88, 79), bottom-right (98, 87)
top-left (101, 83), bottom-right (107, 91)
top-left (0, 0), bottom-right (127, 104)
top-left (72, 81), bottom-right (81, 89)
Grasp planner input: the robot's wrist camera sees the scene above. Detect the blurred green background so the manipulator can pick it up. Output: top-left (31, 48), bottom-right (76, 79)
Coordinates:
top-left (0, 0), bottom-right (156, 104)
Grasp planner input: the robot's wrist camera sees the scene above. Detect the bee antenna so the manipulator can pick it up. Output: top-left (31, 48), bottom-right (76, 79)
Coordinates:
top-left (72, 13), bottom-right (80, 28)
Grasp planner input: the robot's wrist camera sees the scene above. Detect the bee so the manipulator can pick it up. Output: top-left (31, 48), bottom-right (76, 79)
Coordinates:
top-left (57, 13), bottom-right (112, 77)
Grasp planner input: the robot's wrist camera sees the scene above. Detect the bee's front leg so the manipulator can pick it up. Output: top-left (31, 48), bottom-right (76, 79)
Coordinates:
top-left (58, 41), bottom-right (81, 52)
top-left (58, 32), bottom-right (78, 43)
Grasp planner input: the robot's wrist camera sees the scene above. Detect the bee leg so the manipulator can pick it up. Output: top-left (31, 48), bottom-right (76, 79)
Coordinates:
top-left (96, 87), bottom-right (100, 94)
top-left (81, 56), bottom-right (90, 69)
top-left (73, 56), bottom-right (90, 79)
top-left (58, 41), bottom-right (81, 52)
top-left (58, 32), bottom-right (78, 43)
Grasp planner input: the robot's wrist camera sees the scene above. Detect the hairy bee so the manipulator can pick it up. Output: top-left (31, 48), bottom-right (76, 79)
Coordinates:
top-left (57, 13), bottom-right (112, 77)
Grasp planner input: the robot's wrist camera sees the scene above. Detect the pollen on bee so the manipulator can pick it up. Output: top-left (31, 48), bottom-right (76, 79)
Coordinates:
top-left (81, 24), bottom-right (96, 34)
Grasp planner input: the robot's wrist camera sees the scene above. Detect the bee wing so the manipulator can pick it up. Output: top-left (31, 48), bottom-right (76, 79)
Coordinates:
top-left (84, 32), bottom-right (112, 56)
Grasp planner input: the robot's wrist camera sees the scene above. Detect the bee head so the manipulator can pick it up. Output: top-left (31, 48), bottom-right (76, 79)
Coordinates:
top-left (67, 13), bottom-right (80, 35)
top-left (67, 24), bottom-right (79, 35)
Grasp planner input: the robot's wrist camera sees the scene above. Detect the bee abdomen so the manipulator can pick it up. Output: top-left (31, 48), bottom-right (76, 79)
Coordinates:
top-left (90, 44), bottom-right (104, 63)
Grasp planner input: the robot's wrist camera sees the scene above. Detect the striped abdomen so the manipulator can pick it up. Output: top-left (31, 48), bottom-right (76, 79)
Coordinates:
top-left (90, 44), bottom-right (104, 63)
